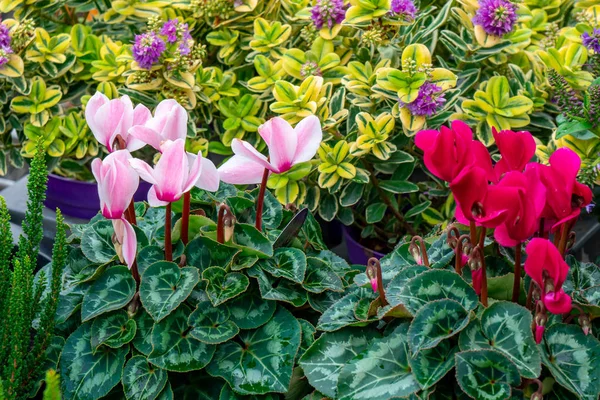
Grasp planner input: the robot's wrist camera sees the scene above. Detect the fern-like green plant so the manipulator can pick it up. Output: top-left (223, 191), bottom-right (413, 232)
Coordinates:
top-left (0, 140), bottom-right (67, 400)
top-left (42, 370), bottom-right (62, 400)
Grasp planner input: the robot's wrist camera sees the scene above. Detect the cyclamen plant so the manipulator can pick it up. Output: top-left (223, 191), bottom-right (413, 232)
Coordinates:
top-left (301, 121), bottom-right (600, 400)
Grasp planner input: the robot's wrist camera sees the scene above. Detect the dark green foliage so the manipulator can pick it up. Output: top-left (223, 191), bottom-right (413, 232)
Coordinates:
top-left (0, 141), bottom-right (67, 399)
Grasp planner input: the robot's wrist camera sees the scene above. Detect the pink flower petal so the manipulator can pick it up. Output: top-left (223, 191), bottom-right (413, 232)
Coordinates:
top-left (370, 277), bottom-right (378, 293)
top-left (147, 186), bottom-right (168, 207)
top-left (292, 115), bottom-right (322, 164)
top-left (544, 290), bottom-right (572, 314)
top-left (231, 139), bottom-right (273, 171)
top-left (535, 325), bottom-right (544, 344)
top-left (195, 157), bottom-right (220, 192)
top-left (93, 100), bottom-right (126, 151)
top-left (85, 92), bottom-right (108, 139)
top-left (133, 103), bottom-right (152, 126)
top-left (182, 152), bottom-right (204, 194)
top-left (218, 155), bottom-right (268, 185)
top-left (154, 139), bottom-right (188, 201)
top-left (494, 223), bottom-right (520, 247)
top-left (153, 99), bottom-right (188, 142)
top-left (451, 120), bottom-right (474, 142)
top-left (128, 126), bottom-right (163, 151)
top-left (129, 158), bottom-right (158, 185)
top-left (114, 218), bottom-right (137, 269)
top-left (260, 117), bottom-right (297, 173)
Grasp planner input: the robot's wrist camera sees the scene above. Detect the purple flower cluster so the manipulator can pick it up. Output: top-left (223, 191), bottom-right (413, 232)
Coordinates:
top-left (389, 0), bottom-right (417, 21)
top-left (0, 21), bottom-right (12, 66)
top-left (161, 19), bottom-right (192, 55)
top-left (160, 19), bottom-right (179, 43)
top-left (402, 82), bottom-right (446, 116)
top-left (311, 0), bottom-right (346, 30)
top-left (132, 31), bottom-right (166, 69)
top-left (472, 0), bottom-right (518, 37)
top-left (582, 29), bottom-right (600, 53)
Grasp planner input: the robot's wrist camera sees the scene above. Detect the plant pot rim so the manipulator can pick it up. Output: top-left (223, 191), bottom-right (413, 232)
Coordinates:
top-left (48, 172), bottom-right (96, 186)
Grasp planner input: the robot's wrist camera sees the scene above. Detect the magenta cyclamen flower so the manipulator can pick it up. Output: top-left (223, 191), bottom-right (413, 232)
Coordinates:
top-left (390, 0), bottom-right (417, 21)
top-left (403, 82), bottom-right (445, 116)
top-left (582, 29), bottom-right (600, 53)
top-left (132, 31), bottom-right (166, 69)
top-left (311, 0), bottom-right (346, 29)
top-left (472, 0), bottom-right (518, 37)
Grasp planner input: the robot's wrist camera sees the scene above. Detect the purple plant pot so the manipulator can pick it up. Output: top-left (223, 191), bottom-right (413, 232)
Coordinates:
top-left (45, 174), bottom-right (151, 220)
top-left (343, 225), bottom-right (386, 265)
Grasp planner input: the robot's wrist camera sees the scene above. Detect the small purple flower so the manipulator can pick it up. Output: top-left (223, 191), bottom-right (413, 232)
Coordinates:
top-left (311, 0), bottom-right (346, 30)
top-left (0, 22), bottom-right (11, 48)
top-left (178, 24), bottom-right (193, 55)
top-left (160, 19), bottom-right (179, 43)
top-left (472, 0), bottom-right (518, 37)
top-left (0, 45), bottom-right (12, 66)
top-left (132, 32), bottom-right (166, 69)
top-left (389, 0), bottom-right (417, 21)
top-left (582, 29), bottom-right (600, 53)
top-left (586, 202), bottom-right (595, 213)
top-left (402, 82), bottom-right (446, 116)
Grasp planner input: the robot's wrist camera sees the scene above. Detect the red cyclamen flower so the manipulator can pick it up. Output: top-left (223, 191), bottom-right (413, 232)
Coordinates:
top-left (492, 127), bottom-right (536, 180)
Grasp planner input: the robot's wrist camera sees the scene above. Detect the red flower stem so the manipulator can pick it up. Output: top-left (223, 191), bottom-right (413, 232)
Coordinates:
top-left (165, 203), bottom-right (172, 262)
top-left (470, 221), bottom-right (477, 245)
top-left (537, 218), bottom-right (545, 238)
top-left (216, 204), bottom-right (227, 244)
top-left (558, 223), bottom-right (569, 257)
top-left (479, 227), bottom-right (488, 307)
top-left (512, 243), bottom-right (522, 303)
top-left (255, 168), bottom-right (269, 232)
top-left (369, 258), bottom-right (388, 307)
top-left (181, 192), bottom-right (191, 245)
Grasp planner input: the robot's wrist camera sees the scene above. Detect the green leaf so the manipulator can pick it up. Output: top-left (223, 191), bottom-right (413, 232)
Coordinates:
top-left (258, 247), bottom-right (307, 284)
top-left (409, 340), bottom-right (458, 389)
top-left (337, 323), bottom-right (420, 399)
top-left (122, 355), bottom-right (168, 400)
top-left (300, 327), bottom-right (378, 398)
top-left (206, 307), bottom-right (301, 395)
top-left (61, 324), bottom-right (128, 400)
top-left (455, 349), bottom-right (521, 400)
top-left (319, 193), bottom-right (339, 222)
top-left (81, 266), bottom-right (136, 322)
top-left (458, 302), bottom-right (541, 379)
top-left (137, 245), bottom-right (165, 276)
top-left (90, 310), bottom-right (136, 352)
top-left (340, 183), bottom-right (364, 207)
top-left (398, 269), bottom-right (479, 314)
top-left (203, 266), bottom-right (250, 306)
top-left (140, 261), bottom-right (199, 322)
top-left (379, 180), bottom-right (420, 194)
top-left (366, 202), bottom-right (387, 223)
top-left (218, 384), bottom-right (279, 399)
top-left (302, 257), bottom-right (344, 294)
top-left (317, 288), bottom-right (376, 331)
top-left (81, 220), bottom-right (117, 264)
top-left (249, 265), bottom-right (308, 307)
top-left (132, 310), bottom-right (155, 356)
top-left (189, 306), bottom-right (240, 345)
top-left (297, 319), bottom-right (316, 361)
top-left (149, 306), bottom-right (216, 372)
top-left (386, 266), bottom-right (428, 307)
top-left (408, 299), bottom-right (470, 354)
top-left (231, 223), bottom-right (274, 257)
top-left (185, 236), bottom-right (239, 272)
top-left (540, 324), bottom-right (600, 400)
top-left (227, 288), bottom-right (276, 329)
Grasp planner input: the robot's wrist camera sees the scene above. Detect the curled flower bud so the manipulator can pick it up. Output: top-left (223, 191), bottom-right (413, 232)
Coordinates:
top-left (370, 277), bottom-right (378, 293)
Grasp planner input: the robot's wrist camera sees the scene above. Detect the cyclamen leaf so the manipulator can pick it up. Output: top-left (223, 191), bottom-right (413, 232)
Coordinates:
top-left (249, 265), bottom-right (308, 307)
top-left (227, 288), bottom-right (276, 329)
top-left (258, 247), bottom-right (307, 284)
top-left (149, 305), bottom-right (216, 372)
top-left (337, 323), bottom-right (420, 400)
top-left (386, 266), bottom-right (428, 307)
top-left (302, 257), bottom-right (344, 294)
top-left (188, 306), bottom-right (240, 345)
top-left (408, 299), bottom-right (470, 354)
top-left (458, 301), bottom-right (541, 379)
top-left (203, 266), bottom-right (250, 306)
top-left (122, 356), bottom-right (168, 400)
top-left (317, 288), bottom-right (377, 332)
top-left (540, 324), bottom-right (600, 400)
top-left (219, 384), bottom-right (279, 399)
top-left (81, 219), bottom-right (116, 264)
top-left (140, 261), bottom-right (199, 322)
top-left (206, 307), bottom-right (301, 395)
top-left (455, 349), bottom-right (521, 400)
top-left (81, 266), bottom-right (136, 322)
top-left (90, 310), bottom-right (137, 352)
top-left (231, 223), bottom-right (274, 257)
top-left (61, 323), bottom-right (128, 400)
top-left (137, 246), bottom-right (164, 276)
top-left (409, 339), bottom-right (458, 389)
top-left (132, 310), bottom-right (155, 356)
top-left (300, 327), bottom-right (379, 398)
top-left (185, 236), bottom-right (239, 272)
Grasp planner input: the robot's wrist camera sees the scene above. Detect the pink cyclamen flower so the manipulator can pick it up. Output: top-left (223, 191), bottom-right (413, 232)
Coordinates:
top-left (415, 120), bottom-right (494, 183)
top-left (524, 238), bottom-right (572, 314)
top-left (494, 169), bottom-right (546, 247)
top-left (91, 150), bottom-right (139, 268)
top-left (370, 277), bottom-right (378, 293)
top-left (130, 139), bottom-right (219, 206)
top-left (471, 268), bottom-right (482, 295)
top-left (85, 92), bottom-right (151, 152)
top-left (218, 115), bottom-right (323, 184)
top-left (535, 324), bottom-right (544, 344)
top-left (492, 127), bottom-right (536, 180)
top-left (128, 99), bottom-right (188, 151)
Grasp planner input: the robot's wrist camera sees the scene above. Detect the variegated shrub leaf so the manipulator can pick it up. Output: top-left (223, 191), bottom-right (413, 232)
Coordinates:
top-left (302, 257), bottom-right (344, 294)
top-left (317, 287), bottom-right (377, 332)
top-left (81, 266), bottom-right (136, 322)
top-left (203, 266), bottom-right (250, 306)
top-left (398, 270), bottom-right (478, 314)
top-left (61, 323), bottom-right (128, 400)
top-left (226, 288), bottom-right (276, 329)
top-left (189, 306), bottom-right (240, 345)
top-left (540, 324), bottom-right (600, 400)
top-left (140, 261), bottom-right (199, 322)
top-left (409, 339), bottom-right (458, 389)
top-left (458, 302), bottom-right (541, 379)
top-left (408, 299), bottom-right (470, 354)
top-left (206, 307), bottom-right (301, 395)
top-left (122, 355), bottom-right (168, 400)
top-left (337, 323), bottom-right (420, 400)
top-left (258, 247), bottom-right (307, 284)
top-left (455, 349), bottom-right (521, 400)
top-left (90, 310), bottom-right (136, 352)
top-left (300, 327), bottom-right (379, 398)
top-left (248, 265), bottom-right (308, 307)
top-left (148, 305), bottom-right (216, 372)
